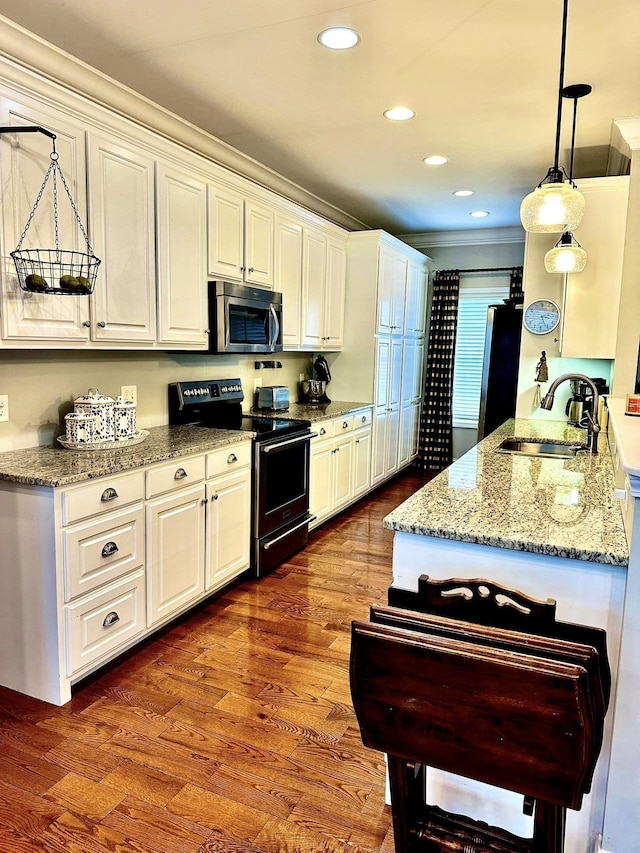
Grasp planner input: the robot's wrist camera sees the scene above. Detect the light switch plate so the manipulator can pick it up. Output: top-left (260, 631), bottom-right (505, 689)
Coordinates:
top-left (0, 394), bottom-right (8, 422)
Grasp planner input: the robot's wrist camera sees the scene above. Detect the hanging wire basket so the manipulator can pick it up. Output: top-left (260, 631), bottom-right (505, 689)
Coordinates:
top-left (8, 132), bottom-right (100, 295)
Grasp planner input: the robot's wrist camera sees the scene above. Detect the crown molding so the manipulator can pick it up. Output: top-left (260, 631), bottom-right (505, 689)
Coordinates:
top-left (613, 117), bottom-right (640, 152)
top-left (0, 14), bottom-right (368, 232)
top-left (397, 226), bottom-right (525, 249)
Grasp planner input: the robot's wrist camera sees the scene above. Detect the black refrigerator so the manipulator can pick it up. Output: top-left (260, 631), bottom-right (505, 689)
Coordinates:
top-left (478, 303), bottom-right (523, 440)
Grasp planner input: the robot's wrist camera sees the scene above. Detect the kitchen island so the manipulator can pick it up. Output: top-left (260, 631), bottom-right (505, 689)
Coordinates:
top-left (383, 418), bottom-right (628, 853)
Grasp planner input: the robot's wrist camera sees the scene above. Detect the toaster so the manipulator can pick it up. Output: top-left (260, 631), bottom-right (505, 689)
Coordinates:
top-left (256, 385), bottom-right (290, 411)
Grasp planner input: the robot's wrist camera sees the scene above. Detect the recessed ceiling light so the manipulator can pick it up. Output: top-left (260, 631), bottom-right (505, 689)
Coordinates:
top-left (470, 210), bottom-right (490, 218)
top-left (317, 27), bottom-right (360, 49)
top-left (383, 107), bottom-right (415, 121)
top-left (453, 190), bottom-right (474, 197)
top-left (423, 155), bottom-right (448, 166)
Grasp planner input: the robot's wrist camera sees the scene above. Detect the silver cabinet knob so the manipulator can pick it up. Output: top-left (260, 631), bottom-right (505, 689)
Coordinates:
top-left (97, 321), bottom-right (106, 328)
top-left (213, 493), bottom-right (219, 500)
top-left (82, 320), bottom-right (91, 328)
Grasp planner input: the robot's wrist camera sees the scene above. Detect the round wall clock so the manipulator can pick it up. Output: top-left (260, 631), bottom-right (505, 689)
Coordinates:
top-left (523, 299), bottom-right (561, 335)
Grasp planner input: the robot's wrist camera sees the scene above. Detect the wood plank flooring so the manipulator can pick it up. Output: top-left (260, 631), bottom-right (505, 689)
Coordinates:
top-left (0, 470), bottom-right (431, 853)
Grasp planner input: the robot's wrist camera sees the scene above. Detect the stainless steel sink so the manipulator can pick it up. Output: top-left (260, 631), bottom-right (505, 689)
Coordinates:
top-left (497, 438), bottom-right (583, 459)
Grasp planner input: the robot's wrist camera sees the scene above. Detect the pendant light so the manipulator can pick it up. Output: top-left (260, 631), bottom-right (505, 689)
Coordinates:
top-left (520, 0), bottom-right (586, 233)
top-left (544, 83), bottom-right (591, 273)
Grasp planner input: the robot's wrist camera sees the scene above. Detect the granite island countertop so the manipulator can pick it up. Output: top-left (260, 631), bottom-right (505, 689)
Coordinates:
top-left (246, 400), bottom-right (372, 422)
top-left (0, 425), bottom-right (253, 488)
top-left (384, 418), bottom-right (628, 567)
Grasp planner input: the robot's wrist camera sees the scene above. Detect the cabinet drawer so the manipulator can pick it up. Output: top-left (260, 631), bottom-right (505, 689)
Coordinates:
top-left (61, 471), bottom-right (145, 525)
top-left (333, 415), bottom-right (354, 436)
top-left (353, 409), bottom-right (372, 429)
top-left (314, 422), bottom-right (332, 441)
top-left (64, 568), bottom-right (145, 676)
top-left (206, 441), bottom-right (252, 478)
top-left (146, 455), bottom-right (205, 498)
top-left (62, 505), bottom-right (144, 602)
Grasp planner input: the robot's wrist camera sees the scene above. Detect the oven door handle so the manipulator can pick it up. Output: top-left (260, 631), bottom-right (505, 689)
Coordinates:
top-left (262, 432), bottom-right (315, 453)
top-left (263, 515), bottom-right (316, 551)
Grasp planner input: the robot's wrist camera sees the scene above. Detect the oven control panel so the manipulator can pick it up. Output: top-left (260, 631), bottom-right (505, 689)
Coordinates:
top-left (170, 378), bottom-right (244, 412)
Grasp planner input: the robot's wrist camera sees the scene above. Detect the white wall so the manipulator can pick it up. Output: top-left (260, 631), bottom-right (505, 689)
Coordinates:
top-left (0, 349), bottom-right (310, 451)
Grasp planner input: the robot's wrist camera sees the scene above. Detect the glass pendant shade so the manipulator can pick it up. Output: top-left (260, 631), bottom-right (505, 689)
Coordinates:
top-left (544, 232), bottom-right (587, 273)
top-left (520, 180), bottom-right (586, 233)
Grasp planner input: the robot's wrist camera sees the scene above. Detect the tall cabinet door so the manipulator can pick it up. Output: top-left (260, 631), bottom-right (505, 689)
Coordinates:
top-left (324, 238), bottom-right (346, 348)
top-left (301, 228), bottom-right (327, 348)
top-left (207, 184), bottom-right (244, 280)
top-left (275, 215), bottom-right (303, 347)
top-left (86, 132), bottom-right (156, 344)
top-left (405, 260), bottom-right (427, 336)
top-left (0, 98), bottom-right (90, 341)
top-left (244, 200), bottom-right (274, 288)
top-left (156, 162), bottom-right (208, 347)
top-left (146, 484), bottom-right (206, 627)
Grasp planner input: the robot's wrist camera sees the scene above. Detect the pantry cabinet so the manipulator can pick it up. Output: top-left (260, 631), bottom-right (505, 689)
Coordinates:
top-left (86, 131), bottom-right (157, 344)
top-left (300, 228), bottom-right (346, 350)
top-left (207, 183), bottom-right (275, 288)
top-left (274, 215), bottom-right (304, 347)
top-left (156, 161), bottom-right (209, 348)
top-left (0, 95), bottom-right (91, 342)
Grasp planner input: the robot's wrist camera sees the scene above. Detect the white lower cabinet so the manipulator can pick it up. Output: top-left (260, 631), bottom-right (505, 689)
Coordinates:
top-left (146, 483), bottom-right (206, 627)
top-left (205, 469), bottom-right (252, 593)
top-left (310, 410), bottom-right (372, 529)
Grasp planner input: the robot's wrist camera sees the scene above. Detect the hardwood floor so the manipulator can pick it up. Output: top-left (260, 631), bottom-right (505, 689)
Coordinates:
top-left (0, 469), bottom-right (431, 853)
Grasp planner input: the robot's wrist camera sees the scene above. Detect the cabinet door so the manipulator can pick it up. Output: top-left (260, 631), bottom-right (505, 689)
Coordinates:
top-left (385, 404), bottom-right (401, 478)
top-left (206, 471), bottom-right (251, 592)
top-left (275, 215), bottom-right (303, 348)
top-left (389, 337), bottom-right (404, 407)
top-left (353, 427), bottom-right (372, 498)
top-left (0, 98), bottom-right (90, 342)
top-left (323, 238), bottom-right (346, 349)
top-left (377, 248), bottom-right (406, 334)
top-left (371, 406), bottom-right (388, 487)
top-left (244, 200), bottom-right (274, 288)
top-left (561, 177), bottom-right (629, 359)
top-left (301, 228), bottom-right (327, 348)
top-left (86, 132), bottom-right (157, 344)
top-left (207, 184), bottom-right (244, 280)
top-left (398, 402), bottom-right (413, 468)
top-left (332, 434), bottom-right (354, 510)
top-left (310, 438), bottom-right (333, 527)
top-left (156, 162), bottom-right (208, 347)
top-left (405, 260), bottom-right (427, 336)
top-left (401, 338), bottom-right (425, 405)
top-left (147, 484), bottom-right (205, 626)
top-left (375, 337), bottom-right (391, 408)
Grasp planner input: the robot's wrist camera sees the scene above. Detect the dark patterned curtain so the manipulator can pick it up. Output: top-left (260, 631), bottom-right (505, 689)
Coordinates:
top-left (509, 266), bottom-right (524, 303)
top-left (417, 269), bottom-right (460, 472)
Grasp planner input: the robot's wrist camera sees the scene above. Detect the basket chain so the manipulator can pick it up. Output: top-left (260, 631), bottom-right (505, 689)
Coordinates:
top-left (15, 151), bottom-right (96, 257)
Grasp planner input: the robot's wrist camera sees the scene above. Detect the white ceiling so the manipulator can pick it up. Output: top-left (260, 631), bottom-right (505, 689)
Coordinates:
top-left (1, 0), bottom-right (638, 234)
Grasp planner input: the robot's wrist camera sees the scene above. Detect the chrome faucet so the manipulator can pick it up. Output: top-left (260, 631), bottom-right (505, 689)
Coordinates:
top-left (540, 373), bottom-right (600, 454)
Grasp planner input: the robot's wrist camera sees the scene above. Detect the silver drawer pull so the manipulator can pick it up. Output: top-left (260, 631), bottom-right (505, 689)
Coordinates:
top-left (174, 467), bottom-right (188, 480)
top-left (320, 427), bottom-right (327, 436)
top-left (343, 421), bottom-right (348, 429)
top-left (227, 453), bottom-right (238, 464)
top-left (101, 541), bottom-right (119, 558)
top-left (103, 611), bottom-right (120, 628)
top-left (101, 487), bottom-right (119, 502)
top-left (362, 415), bottom-right (367, 422)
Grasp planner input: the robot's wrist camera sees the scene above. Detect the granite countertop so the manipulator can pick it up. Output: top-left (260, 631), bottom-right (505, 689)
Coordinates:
top-left (384, 418), bottom-right (628, 567)
top-left (247, 400), bottom-right (372, 422)
top-left (0, 425), bottom-right (253, 488)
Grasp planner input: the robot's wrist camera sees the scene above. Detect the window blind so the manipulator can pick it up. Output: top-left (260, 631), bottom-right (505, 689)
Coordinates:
top-left (452, 285), bottom-right (510, 429)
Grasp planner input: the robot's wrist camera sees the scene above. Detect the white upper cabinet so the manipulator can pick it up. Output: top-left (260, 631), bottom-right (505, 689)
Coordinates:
top-left (377, 247), bottom-right (407, 335)
top-left (208, 183), bottom-right (275, 288)
top-left (86, 132), bottom-right (157, 344)
top-left (274, 215), bottom-right (303, 347)
top-left (560, 176), bottom-right (630, 360)
top-left (404, 259), bottom-right (427, 336)
top-left (0, 96), bottom-right (90, 342)
top-left (300, 226), bottom-right (346, 350)
top-left (156, 161), bottom-right (208, 348)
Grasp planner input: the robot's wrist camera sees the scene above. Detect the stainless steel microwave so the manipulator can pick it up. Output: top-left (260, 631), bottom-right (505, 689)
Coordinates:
top-left (208, 281), bottom-right (283, 354)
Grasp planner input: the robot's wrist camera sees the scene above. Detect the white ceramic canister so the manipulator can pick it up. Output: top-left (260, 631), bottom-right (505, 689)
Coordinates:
top-left (73, 388), bottom-right (115, 442)
top-left (114, 395), bottom-right (137, 440)
top-left (65, 411), bottom-right (99, 445)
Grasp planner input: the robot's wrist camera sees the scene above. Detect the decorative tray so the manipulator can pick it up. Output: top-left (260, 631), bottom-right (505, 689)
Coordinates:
top-left (57, 430), bottom-right (149, 451)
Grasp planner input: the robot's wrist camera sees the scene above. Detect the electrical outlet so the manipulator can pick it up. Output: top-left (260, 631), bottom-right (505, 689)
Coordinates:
top-left (0, 394), bottom-right (8, 423)
top-left (121, 385), bottom-right (137, 405)
top-left (253, 378), bottom-right (263, 392)
top-left (299, 373), bottom-right (305, 382)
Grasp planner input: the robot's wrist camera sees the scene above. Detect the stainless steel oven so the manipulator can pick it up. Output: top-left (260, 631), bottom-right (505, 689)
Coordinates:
top-left (208, 281), bottom-right (283, 354)
top-left (253, 426), bottom-right (312, 576)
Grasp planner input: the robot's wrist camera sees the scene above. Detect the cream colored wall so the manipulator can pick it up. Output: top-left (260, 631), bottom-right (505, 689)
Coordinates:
top-left (0, 350), bottom-right (310, 451)
top-left (612, 147), bottom-right (640, 397)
